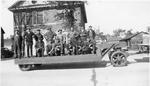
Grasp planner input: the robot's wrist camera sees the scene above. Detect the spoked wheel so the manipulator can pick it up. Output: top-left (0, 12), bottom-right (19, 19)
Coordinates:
top-left (19, 64), bottom-right (32, 71)
top-left (110, 51), bottom-right (128, 67)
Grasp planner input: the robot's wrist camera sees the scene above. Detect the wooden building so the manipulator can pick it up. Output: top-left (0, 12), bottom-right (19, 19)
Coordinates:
top-left (8, 0), bottom-right (87, 34)
top-left (1, 27), bottom-right (5, 48)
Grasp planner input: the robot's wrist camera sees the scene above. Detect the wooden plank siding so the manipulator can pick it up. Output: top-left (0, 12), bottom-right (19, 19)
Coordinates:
top-left (9, 1), bottom-right (87, 34)
top-left (15, 54), bottom-right (101, 65)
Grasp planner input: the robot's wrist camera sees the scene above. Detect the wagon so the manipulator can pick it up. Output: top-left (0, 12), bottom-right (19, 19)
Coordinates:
top-left (15, 42), bottom-right (129, 71)
top-left (9, 0), bottom-right (129, 71)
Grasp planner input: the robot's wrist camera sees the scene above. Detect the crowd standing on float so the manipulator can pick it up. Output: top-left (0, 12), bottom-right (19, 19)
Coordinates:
top-left (13, 26), bottom-right (97, 58)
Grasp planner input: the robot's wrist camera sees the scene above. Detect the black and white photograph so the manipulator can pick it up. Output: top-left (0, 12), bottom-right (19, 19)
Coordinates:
top-left (0, 0), bottom-right (150, 86)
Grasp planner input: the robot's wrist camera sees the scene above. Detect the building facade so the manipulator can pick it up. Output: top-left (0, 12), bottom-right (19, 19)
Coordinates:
top-left (9, 1), bottom-right (87, 34)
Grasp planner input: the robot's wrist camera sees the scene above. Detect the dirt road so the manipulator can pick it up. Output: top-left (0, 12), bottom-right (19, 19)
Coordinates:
top-left (0, 53), bottom-right (149, 86)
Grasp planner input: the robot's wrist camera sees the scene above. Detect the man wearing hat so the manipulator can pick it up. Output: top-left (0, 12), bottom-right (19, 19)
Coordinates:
top-left (21, 28), bottom-right (26, 57)
top-left (24, 27), bottom-right (35, 57)
top-left (35, 29), bottom-right (43, 41)
top-left (87, 26), bottom-right (96, 42)
top-left (35, 29), bottom-right (44, 57)
top-left (68, 27), bottom-right (80, 55)
top-left (87, 26), bottom-right (96, 54)
top-left (80, 27), bottom-right (88, 46)
top-left (44, 27), bottom-right (56, 55)
top-left (56, 29), bottom-right (65, 55)
top-left (57, 29), bottom-right (63, 41)
top-left (13, 29), bottom-right (22, 58)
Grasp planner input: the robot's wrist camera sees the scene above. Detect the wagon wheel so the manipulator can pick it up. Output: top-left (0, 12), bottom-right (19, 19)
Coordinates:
top-left (19, 64), bottom-right (32, 71)
top-left (110, 51), bottom-right (127, 67)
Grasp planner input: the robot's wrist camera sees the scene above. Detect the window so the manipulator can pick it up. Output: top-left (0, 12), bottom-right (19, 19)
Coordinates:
top-left (37, 11), bottom-right (43, 24)
top-left (21, 12), bottom-right (26, 25)
top-left (22, 11), bottom-right (44, 26)
top-left (32, 11), bottom-right (37, 24)
top-left (26, 12), bottom-right (32, 25)
top-left (14, 12), bottom-right (19, 26)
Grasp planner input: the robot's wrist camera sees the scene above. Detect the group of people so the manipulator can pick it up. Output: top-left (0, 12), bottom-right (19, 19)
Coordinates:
top-left (45, 26), bottom-right (97, 56)
top-left (13, 26), bottom-right (97, 58)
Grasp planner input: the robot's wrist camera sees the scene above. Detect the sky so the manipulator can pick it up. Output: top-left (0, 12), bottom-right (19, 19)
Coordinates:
top-left (1, 0), bottom-right (150, 39)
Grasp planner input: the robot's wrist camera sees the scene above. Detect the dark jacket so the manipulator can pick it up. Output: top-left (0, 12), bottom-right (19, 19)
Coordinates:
top-left (35, 41), bottom-right (45, 49)
top-left (80, 30), bottom-right (88, 41)
top-left (24, 32), bottom-right (35, 43)
top-left (13, 34), bottom-right (22, 48)
top-left (35, 33), bottom-right (43, 41)
top-left (87, 29), bottom-right (96, 39)
top-left (44, 31), bottom-right (56, 43)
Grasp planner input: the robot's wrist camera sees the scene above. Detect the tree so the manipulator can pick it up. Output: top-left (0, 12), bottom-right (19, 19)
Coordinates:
top-left (54, 1), bottom-right (79, 30)
top-left (55, 8), bottom-right (76, 29)
top-left (113, 28), bottom-right (126, 37)
top-left (125, 29), bottom-right (133, 38)
top-left (96, 32), bottom-right (107, 41)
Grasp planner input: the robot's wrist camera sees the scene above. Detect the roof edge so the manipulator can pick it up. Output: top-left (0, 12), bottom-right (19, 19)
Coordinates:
top-left (8, 0), bottom-right (85, 11)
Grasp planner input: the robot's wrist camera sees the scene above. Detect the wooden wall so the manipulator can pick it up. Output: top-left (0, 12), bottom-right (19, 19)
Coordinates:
top-left (13, 6), bottom-right (85, 35)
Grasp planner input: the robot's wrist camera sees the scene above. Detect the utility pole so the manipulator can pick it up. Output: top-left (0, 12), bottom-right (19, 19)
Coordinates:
top-left (91, 68), bottom-right (97, 86)
top-left (98, 25), bottom-right (100, 33)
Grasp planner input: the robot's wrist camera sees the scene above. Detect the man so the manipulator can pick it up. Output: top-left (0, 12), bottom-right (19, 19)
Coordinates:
top-left (35, 38), bottom-right (45, 57)
top-left (80, 28), bottom-right (88, 47)
top-left (68, 27), bottom-right (75, 40)
top-left (44, 27), bottom-right (56, 55)
top-left (56, 29), bottom-right (65, 55)
top-left (82, 38), bottom-right (91, 54)
top-left (87, 26), bottom-right (96, 42)
top-left (65, 39), bottom-right (75, 55)
top-left (24, 27), bottom-right (35, 57)
top-left (54, 37), bottom-right (62, 56)
top-left (63, 30), bottom-right (69, 45)
top-left (80, 28), bottom-right (87, 42)
top-left (87, 26), bottom-right (96, 54)
top-left (68, 27), bottom-right (80, 55)
top-left (35, 29), bottom-right (44, 57)
top-left (35, 29), bottom-right (43, 41)
top-left (13, 29), bottom-right (22, 58)
top-left (68, 27), bottom-right (77, 46)
top-left (21, 29), bottom-right (26, 57)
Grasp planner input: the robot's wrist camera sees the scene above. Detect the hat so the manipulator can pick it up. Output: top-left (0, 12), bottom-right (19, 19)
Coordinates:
top-left (46, 27), bottom-right (51, 30)
top-left (47, 26), bottom-right (52, 30)
top-left (58, 29), bottom-right (62, 32)
top-left (37, 29), bottom-right (41, 31)
top-left (89, 25), bottom-right (92, 28)
top-left (27, 27), bottom-right (31, 30)
top-left (15, 29), bottom-right (19, 32)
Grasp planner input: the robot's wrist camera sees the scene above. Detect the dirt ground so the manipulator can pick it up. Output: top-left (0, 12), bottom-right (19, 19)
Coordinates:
top-left (0, 53), bottom-right (149, 86)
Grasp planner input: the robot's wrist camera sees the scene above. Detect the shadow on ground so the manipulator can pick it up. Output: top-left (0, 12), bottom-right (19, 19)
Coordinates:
top-left (127, 56), bottom-right (150, 65)
top-left (1, 57), bottom-right (14, 61)
top-left (26, 55), bottom-right (150, 71)
top-left (33, 61), bottom-right (108, 71)
top-left (134, 57), bottom-right (149, 62)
